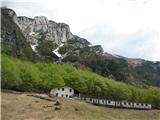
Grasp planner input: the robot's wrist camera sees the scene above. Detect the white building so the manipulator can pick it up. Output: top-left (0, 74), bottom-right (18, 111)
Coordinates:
top-left (50, 86), bottom-right (74, 98)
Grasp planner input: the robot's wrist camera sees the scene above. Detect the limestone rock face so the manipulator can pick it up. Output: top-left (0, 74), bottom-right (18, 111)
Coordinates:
top-left (17, 16), bottom-right (34, 32)
top-left (17, 16), bottom-right (74, 45)
top-left (16, 15), bottom-right (96, 55)
top-left (2, 7), bottom-right (102, 57)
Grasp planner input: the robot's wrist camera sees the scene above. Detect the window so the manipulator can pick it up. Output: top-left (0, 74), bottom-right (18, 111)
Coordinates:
top-left (90, 98), bottom-right (92, 101)
top-left (66, 94), bottom-right (68, 97)
top-left (58, 88), bottom-right (60, 90)
top-left (124, 102), bottom-right (126, 105)
top-left (70, 89), bottom-right (72, 92)
top-left (128, 102), bottom-right (131, 105)
top-left (145, 104), bottom-right (148, 106)
top-left (56, 93), bottom-right (58, 96)
top-left (108, 101), bottom-right (111, 103)
top-left (62, 88), bottom-right (64, 91)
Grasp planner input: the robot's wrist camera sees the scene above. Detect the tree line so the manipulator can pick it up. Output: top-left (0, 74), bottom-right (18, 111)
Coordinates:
top-left (1, 54), bottom-right (160, 106)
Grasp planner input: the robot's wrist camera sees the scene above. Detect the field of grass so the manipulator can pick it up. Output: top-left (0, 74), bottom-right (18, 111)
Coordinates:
top-left (1, 90), bottom-right (160, 120)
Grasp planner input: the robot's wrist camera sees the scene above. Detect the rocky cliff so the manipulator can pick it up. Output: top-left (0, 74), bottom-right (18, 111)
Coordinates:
top-left (1, 7), bottom-right (34, 59)
top-left (17, 16), bottom-right (73, 45)
top-left (15, 13), bottom-right (102, 58)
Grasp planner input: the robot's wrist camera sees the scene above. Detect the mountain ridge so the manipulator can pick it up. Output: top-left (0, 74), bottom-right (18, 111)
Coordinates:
top-left (1, 7), bottom-right (160, 87)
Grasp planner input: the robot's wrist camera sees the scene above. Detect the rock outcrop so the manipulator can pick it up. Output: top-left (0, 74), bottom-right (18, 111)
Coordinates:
top-left (16, 15), bottom-right (101, 55)
top-left (1, 7), bottom-right (33, 59)
top-left (17, 16), bottom-right (74, 45)
top-left (14, 13), bottom-right (103, 57)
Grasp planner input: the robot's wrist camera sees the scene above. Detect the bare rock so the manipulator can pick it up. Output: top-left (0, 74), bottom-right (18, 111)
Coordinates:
top-left (54, 106), bottom-right (61, 111)
top-left (54, 101), bottom-right (61, 106)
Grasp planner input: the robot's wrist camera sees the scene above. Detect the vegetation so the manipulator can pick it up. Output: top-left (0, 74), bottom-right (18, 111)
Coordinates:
top-left (63, 49), bottom-right (129, 81)
top-left (36, 40), bottom-right (58, 56)
top-left (63, 48), bottom-right (160, 87)
top-left (1, 54), bottom-right (160, 106)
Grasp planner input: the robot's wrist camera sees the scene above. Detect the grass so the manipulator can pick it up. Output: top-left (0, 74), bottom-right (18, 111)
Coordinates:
top-left (1, 90), bottom-right (160, 120)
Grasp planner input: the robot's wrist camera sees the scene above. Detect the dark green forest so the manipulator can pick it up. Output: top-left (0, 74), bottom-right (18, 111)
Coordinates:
top-left (1, 55), bottom-right (160, 105)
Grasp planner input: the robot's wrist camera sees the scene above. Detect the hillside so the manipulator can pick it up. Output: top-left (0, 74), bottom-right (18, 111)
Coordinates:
top-left (2, 91), bottom-right (160, 120)
top-left (2, 55), bottom-right (160, 105)
top-left (1, 5), bottom-right (160, 120)
top-left (1, 7), bottom-right (160, 87)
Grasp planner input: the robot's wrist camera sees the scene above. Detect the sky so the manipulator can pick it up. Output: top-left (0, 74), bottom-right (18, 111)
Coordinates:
top-left (1, 0), bottom-right (160, 61)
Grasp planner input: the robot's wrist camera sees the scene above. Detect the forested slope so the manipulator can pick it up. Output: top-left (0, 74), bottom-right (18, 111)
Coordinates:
top-left (2, 55), bottom-right (160, 105)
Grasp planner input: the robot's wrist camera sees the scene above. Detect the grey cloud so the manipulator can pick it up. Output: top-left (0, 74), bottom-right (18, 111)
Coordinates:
top-left (79, 24), bottom-right (159, 61)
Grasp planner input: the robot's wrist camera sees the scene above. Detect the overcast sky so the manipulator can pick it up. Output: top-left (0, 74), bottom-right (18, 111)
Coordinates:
top-left (2, 0), bottom-right (160, 61)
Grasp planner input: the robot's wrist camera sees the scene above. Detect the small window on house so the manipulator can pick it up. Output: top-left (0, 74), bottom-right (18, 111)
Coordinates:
top-left (145, 104), bottom-right (148, 106)
top-left (56, 93), bottom-right (58, 96)
top-left (66, 94), bottom-right (68, 97)
top-left (58, 88), bottom-right (60, 90)
top-left (128, 102), bottom-right (131, 105)
top-left (102, 100), bottom-right (104, 103)
top-left (137, 103), bottom-right (139, 105)
top-left (141, 103), bottom-right (143, 106)
top-left (108, 101), bottom-right (111, 103)
top-left (69, 96), bottom-right (71, 98)
top-left (124, 102), bottom-right (126, 105)
top-left (90, 98), bottom-right (92, 101)
top-left (62, 88), bottom-right (64, 91)
top-left (70, 89), bottom-right (72, 92)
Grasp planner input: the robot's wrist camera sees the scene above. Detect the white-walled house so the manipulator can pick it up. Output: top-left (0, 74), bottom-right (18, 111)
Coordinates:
top-left (50, 86), bottom-right (74, 98)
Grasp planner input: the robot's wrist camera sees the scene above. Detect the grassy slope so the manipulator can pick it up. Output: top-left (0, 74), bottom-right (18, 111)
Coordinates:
top-left (2, 91), bottom-right (160, 120)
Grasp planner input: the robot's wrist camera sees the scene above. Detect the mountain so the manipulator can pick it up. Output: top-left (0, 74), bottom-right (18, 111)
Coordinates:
top-left (103, 53), bottom-right (160, 86)
top-left (1, 7), bottom-right (34, 59)
top-left (1, 7), bottom-right (160, 87)
top-left (16, 15), bottom-right (98, 57)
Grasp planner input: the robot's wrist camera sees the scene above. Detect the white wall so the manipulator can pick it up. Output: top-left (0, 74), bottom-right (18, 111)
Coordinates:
top-left (106, 100), bottom-right (115, 106)
top-left (121, 102), bottom-right (133, 108)
top-left (50, 86), bottom-right (74, 98)
top-left (133, 103), bottom-right (152, 109)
